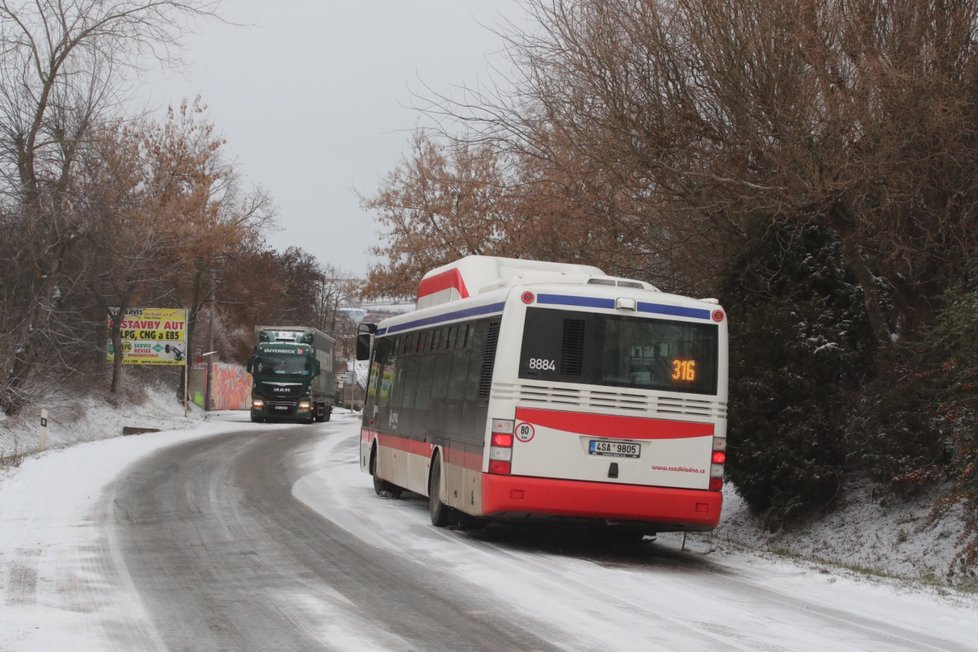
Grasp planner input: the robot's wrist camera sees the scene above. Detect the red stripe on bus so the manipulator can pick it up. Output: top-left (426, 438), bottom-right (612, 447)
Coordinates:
top-left (482, 474), bottom-right (722, 527)
top-left (376, 432), bottom-right (434, 458)
top-left (417, 268), bottom-right (470, 300)
top-left (514, 407), bottom-right (713, 439)
top-left (363, 429), bottom-right (482, 471)
top-left (442, 444), bottom-right (483, 471)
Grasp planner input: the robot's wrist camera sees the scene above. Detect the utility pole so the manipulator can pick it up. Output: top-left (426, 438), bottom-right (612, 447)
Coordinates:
top-left (348, 361), bottom-right (355, 411)
top-left (206, 268), bottom-right (216, 411)
top-left (336, 306), bottom-right (367, 414)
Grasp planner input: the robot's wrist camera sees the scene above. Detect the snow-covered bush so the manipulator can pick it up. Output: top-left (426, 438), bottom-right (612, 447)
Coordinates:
top-left (928, 250), bottom-right (978, 566)
top-left (721, 221), bottom-right (874, 527)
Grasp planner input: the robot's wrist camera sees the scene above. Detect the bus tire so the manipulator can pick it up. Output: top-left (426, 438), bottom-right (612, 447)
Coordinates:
top-left (428, 454), bottom-right (452, 527)
top-left (371, 445), bottom-right (401, 498)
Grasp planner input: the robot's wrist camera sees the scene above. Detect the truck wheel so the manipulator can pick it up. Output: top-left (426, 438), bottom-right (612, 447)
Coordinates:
top-left (324, 406), bottom-right (332, 422)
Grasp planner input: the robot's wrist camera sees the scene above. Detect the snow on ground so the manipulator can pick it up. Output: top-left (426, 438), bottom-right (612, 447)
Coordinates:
top-left (295, 421), bottom-right (978, 650)
top-left (713, 481), bottom-right (975, 591)
top-left (0, 417), bottom-right (248, 652)
top-left (0, 381), bottom-right (975, 599)
top-left (0, 383), bottom-right (976, 651)
top-left (0, 379), bottom-right (203, 463)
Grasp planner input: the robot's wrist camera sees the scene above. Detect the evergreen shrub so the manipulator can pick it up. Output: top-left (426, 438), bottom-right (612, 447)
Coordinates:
top-left (721, 221), bottom-right (874, 527)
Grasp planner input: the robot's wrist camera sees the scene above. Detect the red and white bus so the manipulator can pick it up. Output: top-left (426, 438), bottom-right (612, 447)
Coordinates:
top-left (357, 256), bottom-right (728, 533)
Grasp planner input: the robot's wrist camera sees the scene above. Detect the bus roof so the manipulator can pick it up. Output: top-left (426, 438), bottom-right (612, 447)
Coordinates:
top-left (416, 255), bottom-right (661, 309)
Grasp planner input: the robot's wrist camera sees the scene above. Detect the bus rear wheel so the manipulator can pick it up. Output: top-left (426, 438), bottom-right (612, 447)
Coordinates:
top-left (429, 455), bottom-right (452, 527)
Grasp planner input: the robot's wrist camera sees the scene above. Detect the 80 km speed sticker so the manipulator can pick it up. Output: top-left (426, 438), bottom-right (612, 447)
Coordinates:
top-left (515, 422), bottom-right (535, 442)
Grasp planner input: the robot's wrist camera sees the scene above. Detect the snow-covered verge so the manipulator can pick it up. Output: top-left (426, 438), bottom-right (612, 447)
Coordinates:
top-left (708, 483), bottom-right (976, 592)
top-left (2, 381), bottom-right (974, 593)
top-left (0, 379), bottom-right (204, 465)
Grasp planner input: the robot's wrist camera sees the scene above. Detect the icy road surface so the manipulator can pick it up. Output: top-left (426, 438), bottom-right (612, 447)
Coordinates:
top-left (1, 412), bottom-right (976, 651)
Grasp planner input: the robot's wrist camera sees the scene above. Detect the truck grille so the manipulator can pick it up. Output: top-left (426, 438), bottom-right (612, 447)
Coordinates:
top-left (260, 382), bottom-right (302, 399)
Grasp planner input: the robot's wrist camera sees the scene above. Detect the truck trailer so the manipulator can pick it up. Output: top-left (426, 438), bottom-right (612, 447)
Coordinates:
top-left (246, 326), bottom-right (337, 423)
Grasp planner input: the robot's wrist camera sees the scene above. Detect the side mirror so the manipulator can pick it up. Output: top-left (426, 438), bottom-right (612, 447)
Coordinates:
top-left (246, 355), bottom-right (255, 374)
top-left (356, 333), bottom-right (371, 361)
top-left (355, 322), bottom-right (376, 361)
top-left (312, 358), bottom-right (321, 376)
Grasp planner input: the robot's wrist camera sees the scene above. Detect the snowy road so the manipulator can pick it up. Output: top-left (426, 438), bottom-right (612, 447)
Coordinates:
top-left (1, 412), bottom-right (977, 651)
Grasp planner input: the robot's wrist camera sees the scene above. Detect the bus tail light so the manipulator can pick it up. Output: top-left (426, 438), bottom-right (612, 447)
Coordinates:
top-left (709, 437), bottom-right (726, 491)
top-left (489, 419), bottom-right (514, 475)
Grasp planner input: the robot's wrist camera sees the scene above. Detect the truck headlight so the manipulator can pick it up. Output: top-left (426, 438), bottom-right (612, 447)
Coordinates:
top-left (298, 400), bottom-right (311, 410)
top-left (252, 399), bottom-right (264, 409)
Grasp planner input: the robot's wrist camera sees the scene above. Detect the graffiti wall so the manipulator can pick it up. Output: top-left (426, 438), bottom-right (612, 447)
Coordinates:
top-left (188, 363), bottom-right (251, 410)
top-left (211, 363), bottom-right (251, 410)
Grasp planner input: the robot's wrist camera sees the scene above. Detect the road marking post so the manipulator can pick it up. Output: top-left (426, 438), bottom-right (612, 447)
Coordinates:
top-left (39, 408), bottom-right (48, 451)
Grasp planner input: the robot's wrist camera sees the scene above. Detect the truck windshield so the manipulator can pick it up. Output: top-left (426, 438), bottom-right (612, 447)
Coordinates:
top-left (255, 352), bottom-right (311, 376)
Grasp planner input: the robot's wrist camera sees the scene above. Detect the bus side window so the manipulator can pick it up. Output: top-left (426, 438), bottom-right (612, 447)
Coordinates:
top-left (414, 351), bottom-right (436, 414)
top-left (366, 360), bottom-right (380, 401)
top-left (478, 321), bottom-right (500, 399)
top-left (445, 343), bottom-right (469, 437)
top-left (461, 321), bottom-right (495, 437)
top-left (429, 350), bottom-right (452, 433)
top-left (398, 345), bottom-right (420, 433)
top-left (459, 324), bottom-right (479, 439)
top-left (368, 338), bottom-right (393, 424)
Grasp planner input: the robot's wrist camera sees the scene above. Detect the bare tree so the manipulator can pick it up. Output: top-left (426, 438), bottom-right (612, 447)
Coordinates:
top-left (142, 99), bottom-right (274, 382)
top-left (313, 265), bottom-right (361, 336)
top-left (0, 0), bottom-right (218, 414)
top-left (360, 131), bottom-right (511, 298)
top-left (81, 105), bottom-right (259, 396)
top-left (411, 0), bottom-right (978, 343)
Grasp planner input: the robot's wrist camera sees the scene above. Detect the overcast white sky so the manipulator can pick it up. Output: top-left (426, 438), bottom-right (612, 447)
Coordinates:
top-left (137, 1), bottom-right (527, 277)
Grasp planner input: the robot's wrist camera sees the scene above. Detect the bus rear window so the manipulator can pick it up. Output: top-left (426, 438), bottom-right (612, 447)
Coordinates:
top-left (519, 307), bottom-right (719, 395)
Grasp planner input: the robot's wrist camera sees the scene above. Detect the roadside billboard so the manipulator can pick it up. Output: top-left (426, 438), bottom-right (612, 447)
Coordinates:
top-left (106, 307), bottom-right (187, 366)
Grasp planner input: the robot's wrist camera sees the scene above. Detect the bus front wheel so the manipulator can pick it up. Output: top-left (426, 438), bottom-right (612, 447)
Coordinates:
top-left (428, 455), bottom-right (452, 527)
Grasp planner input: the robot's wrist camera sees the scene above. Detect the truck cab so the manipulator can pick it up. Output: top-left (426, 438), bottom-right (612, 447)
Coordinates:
top-left (247, 326), bottom-right (336, 423)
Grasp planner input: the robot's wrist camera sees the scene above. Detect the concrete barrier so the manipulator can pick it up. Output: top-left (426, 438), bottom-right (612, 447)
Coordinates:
top-left (122, 426), bottom-right (160, 436)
